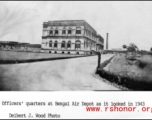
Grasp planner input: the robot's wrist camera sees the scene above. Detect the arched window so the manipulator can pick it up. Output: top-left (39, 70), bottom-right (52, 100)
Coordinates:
top-left (67, 41), bottom-right (71, 48)
top-left (61, 41), bottom-right (66, 48)
top-left (75, 40), bottom-right (81, 49)
top-left (54, 41), bottom-right (58, 48)
top-left (49, 40), bottom-right (52, 47)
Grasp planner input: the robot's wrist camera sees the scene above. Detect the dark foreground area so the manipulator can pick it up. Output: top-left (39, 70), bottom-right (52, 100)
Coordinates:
top-left (96, 53), bottom-right (152, 90)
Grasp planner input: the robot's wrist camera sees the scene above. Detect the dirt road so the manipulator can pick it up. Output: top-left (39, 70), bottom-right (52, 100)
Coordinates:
top-left (0, 54), bottom-right (120, 91)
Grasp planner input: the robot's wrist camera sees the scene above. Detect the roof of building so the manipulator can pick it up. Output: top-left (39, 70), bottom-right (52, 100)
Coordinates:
top-left (43, 20), bottom-right (97, 33)
top-left (0, 41), bottom-right (41, 46)
top-left (0, 41), bottom-right (18, 44)
top-left (97, 34), bottom-right (104, 40)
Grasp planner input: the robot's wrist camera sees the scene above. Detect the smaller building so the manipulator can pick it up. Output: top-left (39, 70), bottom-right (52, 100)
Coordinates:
top-left (0, 41), bottom-right (41, 52)
top-left (96, 34), bottom-right (104, 52)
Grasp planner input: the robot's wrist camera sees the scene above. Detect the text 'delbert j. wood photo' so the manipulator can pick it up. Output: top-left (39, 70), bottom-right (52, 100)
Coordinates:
top-left (0, 1), bottom-right (152, 91)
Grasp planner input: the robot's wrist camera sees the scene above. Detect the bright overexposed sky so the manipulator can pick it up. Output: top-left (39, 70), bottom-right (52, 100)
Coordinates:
top-left (0, 1), bottom-right (152, 50)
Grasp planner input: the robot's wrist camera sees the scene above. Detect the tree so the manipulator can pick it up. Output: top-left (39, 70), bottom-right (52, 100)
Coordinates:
top-left (122, 43), bottom-right (139, 57)
top-left (150, 47), bottom-right (152, 51)
top-left (128, 43), bottom-right (139, 52)
top-left (122, 45), bottom-right (127, 49)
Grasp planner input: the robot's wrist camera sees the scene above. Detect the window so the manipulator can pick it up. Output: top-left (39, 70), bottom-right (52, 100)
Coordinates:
top-left (76, 30), bottom-right (81, 34)
top-left (86, 42), bottom-right (88, 48)
top-left (50, 30), bottom-right (53, 35)
top-left (54, 41), bottom-right (58, 48)
top-left (55, 30), bottom-right (58, 35)
top-left (61, 41), bottom-right (66, 48)
top-left (75, 40), bottom-right (81, 49)
top-left (45, 42), bottom-right (48, 46)
top-left (62, 30), bottom-right (66, 34)
top-left (68, 30), bottom-right (71, 34)
top-left (76, 52), bottom-right (79, 54)
top-left (67, 41), bottom-right (71, 48)
top-left (49, 40), bottom-right (52, 47)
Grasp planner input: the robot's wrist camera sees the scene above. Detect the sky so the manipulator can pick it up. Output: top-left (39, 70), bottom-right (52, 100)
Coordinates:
top-left (0, 1), bottom-right (152, 50)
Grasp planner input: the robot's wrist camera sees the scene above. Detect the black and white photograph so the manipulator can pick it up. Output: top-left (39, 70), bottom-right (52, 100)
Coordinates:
top-left (0, 1), bottom-right (152, 91)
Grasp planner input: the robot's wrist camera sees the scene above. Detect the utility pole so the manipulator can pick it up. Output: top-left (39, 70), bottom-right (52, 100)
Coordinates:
top-left (91, 50), bottom-right (101, 69)
top-left (18, 35), bottom-right (19, 43)
top-left (106, 33), bottom-right (109, 50)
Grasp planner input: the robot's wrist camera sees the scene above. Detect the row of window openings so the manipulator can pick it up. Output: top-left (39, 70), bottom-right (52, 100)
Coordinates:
top-left (49, 51), bottom-right (83, 55)
top-left (49, 51), bottom-right (92, 55)
top-left (48, 30), bottom-right (96, 40)
top-left (49, 30), bottom-right (81, 35)
top-left (45, 41), bottom-right (95, 48)
top-left (48, 42), bottom-right (81, 48)
top-left (85, 33), bottom-right (96, 40)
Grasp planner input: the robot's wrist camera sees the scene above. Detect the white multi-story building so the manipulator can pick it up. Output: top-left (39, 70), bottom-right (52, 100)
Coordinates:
top-left (41, 20), bottom-right (104, 54)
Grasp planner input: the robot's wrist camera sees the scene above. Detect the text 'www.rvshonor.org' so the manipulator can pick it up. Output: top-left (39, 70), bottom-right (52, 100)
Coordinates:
top-left (86, 101), bottom-right (152, 112)
top-left (1, 101), bottom-right (152, 119)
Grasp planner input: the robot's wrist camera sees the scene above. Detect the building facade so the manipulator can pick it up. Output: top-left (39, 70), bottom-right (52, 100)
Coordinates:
top-left (41, 20), bottom-right (104, 54)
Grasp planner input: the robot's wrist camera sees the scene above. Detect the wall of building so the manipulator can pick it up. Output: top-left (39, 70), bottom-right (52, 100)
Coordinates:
top-left (84, 23), bottom-right (97, 43)
top-left (42, 37), bottom-right (96, 51)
